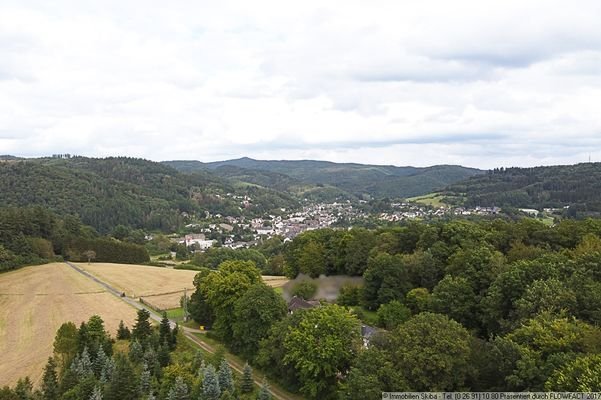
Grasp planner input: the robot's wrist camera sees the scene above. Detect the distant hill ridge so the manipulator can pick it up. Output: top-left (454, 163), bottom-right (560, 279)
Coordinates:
top-left (442, 162), bottom-right (601, 214)
top-left (164, 157), bottom-right (483, 199)
top-left (0, 156), bottom-right (297, 232)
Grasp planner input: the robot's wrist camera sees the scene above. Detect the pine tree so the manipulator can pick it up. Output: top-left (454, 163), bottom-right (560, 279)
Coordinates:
top-left (72, 347), bottom-right (93, 379)
top-left (202, 365), bottom-right (221, 400)
top-left (93, 346), bottom-right (108, 377)
top-left (41, 357), bottom-right (59, 400)
top-left (159, 312), bottom-right (171, 344)
top-left (256, 380), bottom-right (271, 400)
top-left (241, 363), bottom-right (254, 394)
top-left (192, 350), bottom-right (204, 371)
top-left (105, 354), bottom-right (138, 400)
top-left (157, 342), bottom-right (171, 368)
top-left (116, 320), bottom-right (131, 340)
top-left (89, 385), bottom-right (103, 400)
top-left (166, 377), bottom-right (189, 400)
top-left (129, 339), bottom-right (144, 363)
top-left (217, 359), bottom-right (234, 393)
top-left (15, 376), bottom-right (33, 399)
top-left (169, 324), bottom-right (178, 350)
top-left (132, 309), bottom-right (152, 343)
top-left (77, 322), bottom-right (89, 353)
top-left (100, 357), bottom-right (115, 384)
top-left (139, 363), bottom-right (152, 396)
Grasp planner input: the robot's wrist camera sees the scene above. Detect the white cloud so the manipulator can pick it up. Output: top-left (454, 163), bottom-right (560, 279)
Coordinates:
top-left (0, 0), bottom-right (600, 168)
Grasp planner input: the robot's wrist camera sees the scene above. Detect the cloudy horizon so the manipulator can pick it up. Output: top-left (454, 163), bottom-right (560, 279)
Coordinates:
top-left (2, 0), bottom-right (601, 169)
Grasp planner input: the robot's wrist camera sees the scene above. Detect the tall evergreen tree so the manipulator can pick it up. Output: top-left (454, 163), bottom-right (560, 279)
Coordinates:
top-left (158, 343), bottom-right (171, 368)
top-left (41, 357), bottom-right (59, 400)
top-left (14, 377), bottom-right (33, 400)
top-left (116, 320), bottom-right (131, 340)
top-left (159, 312), bottom-right (171, 345)
top-left (169, 324), bottom-right (178, 350)
top-left (139, 363), bottom-right (152, 396)
top-left (202, 365), bottom-right (221, 400)
top-left (241, 363), bottom-right (254, 394)
top-left (100, 357), bottom-right (115, 384)
top-left (93, 346), bottom-right (108, 378)
top-left (132, 309), bottom-right (152, 344)
top-left (105, 354), bottom-right (138, 400)
top-left (256, 380), bottom-right (271, 400)
top-left (165, 377), bottom-right (189, 400)
top-left (218, 359), bottom-right (234, 393)
top-left (129, 340), bottom-right (144, 363)
top-left (89, 386), bottom-right (103, 400)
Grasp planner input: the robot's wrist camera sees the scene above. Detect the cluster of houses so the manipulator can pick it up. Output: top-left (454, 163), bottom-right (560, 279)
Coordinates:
top-left (376, 203), bottom-right (502, 222)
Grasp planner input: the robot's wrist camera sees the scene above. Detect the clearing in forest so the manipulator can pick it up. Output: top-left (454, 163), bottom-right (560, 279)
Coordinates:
top-left (0, 263), bottom-right (137, 387)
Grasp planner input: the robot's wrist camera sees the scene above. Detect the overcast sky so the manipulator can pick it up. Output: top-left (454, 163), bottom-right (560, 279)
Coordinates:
top-left (1, 1), bottom-right (601, 169)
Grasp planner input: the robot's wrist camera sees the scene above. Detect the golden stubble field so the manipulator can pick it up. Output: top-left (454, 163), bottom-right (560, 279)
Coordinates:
top-left (75, 263), bottom-right (289, 310)
top-left (0, 263), bottom-right (137, 387)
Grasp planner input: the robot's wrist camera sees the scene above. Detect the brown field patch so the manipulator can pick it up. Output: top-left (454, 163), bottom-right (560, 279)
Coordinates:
top-left (76, 263), bottom-right (289, 309)
top-left (0, 263), bottom-right (137, 387)
top-left (75, 263), bottom-right (198, 297)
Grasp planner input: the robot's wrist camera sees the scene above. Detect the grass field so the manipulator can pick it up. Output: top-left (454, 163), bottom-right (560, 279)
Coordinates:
top-left (0, 263), bottom-right (137, 387)
top-left (406, 193), bottom-right (448, 207)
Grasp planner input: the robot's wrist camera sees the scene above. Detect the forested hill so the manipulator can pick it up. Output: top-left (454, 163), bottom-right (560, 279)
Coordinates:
top-left (0, 157), bottom-right (297, 233)
top-left (164, 157), bottom-right (483, 199)
top-left (443, 162), bottom-right (601, 213)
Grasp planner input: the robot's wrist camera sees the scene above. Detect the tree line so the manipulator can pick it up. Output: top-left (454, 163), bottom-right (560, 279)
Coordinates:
top-left (0, 206), bottom-right (149, 272)
top-left (187, 218), bottom-right (601, 399)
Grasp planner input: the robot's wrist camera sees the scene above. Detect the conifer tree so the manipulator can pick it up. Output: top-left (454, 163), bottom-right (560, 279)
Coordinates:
top-left (132, 309), bottom-right (152, 344)
top-left (41, 357), bottom-right (59, 400)
top-left (256, 380), bottom-right (271, 400)
top-left (93, 346), bottom-right (108, 377)
top-left (202, 365), bottom-right (221, 400)
top-left (73, 347), bottom-right (93, 379)
top-left (159, 312), bottom-right (171, 345)
top-left (105, 354), bottom-right (138, 400)
top-left (158, 342), bottom-right (171, 368)
top-left (100, 357), bottom-right (115, 384)
top-left (192, 350), bottom-right (204, 371)
top-left (241, 363), bottom-right (254, 394)
top-left (166, 377), bottom-right (189, 400)
top-left (89, 385), bottom-right (103, 400)
top-left (116, 320), bottom-right (131, 340)
top-left (218, 359), bottom-right (234, 393)
top-left (15, 377), bottom-right (33, 400)
top-left (169, 324), bottom-right (178, 350)
top-left (129, 339), bottom-right (144, 363)
top-left (139, 363), bottom-right (152, 396)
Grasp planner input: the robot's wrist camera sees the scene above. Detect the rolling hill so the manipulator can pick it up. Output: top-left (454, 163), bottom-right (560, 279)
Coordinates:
top-left (0, 157), bottom-right (298, 233)
top-left (442, 163), bottom-right (601, 214)
top-left (164, 158), bottom-right (483, 199)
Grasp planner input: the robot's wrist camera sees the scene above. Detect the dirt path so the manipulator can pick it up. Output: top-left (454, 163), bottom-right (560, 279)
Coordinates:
top-left (64, 262), bottom-right (298, 400)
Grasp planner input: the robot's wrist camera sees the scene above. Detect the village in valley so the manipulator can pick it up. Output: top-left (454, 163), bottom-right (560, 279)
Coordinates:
top-left (166, 192), bottom-right (508, 253)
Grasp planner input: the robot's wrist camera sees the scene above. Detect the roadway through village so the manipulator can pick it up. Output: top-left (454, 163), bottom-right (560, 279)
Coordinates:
top-left (64, 262), bottom-right (298, 400)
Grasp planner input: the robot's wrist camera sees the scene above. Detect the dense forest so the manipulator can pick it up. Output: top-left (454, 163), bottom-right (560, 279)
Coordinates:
top-left (185, 218), bottom-right (601, 399)
top-left (164, 158), bottom-right (483, 199)
top-left (0, 206), bottom-right (149, 272)
top-left (443, 162), bottom-right (601, 214)
top-left (0, 310), bottom-right (270, 400)
top-left (0, 157), bottom-right (298, 233)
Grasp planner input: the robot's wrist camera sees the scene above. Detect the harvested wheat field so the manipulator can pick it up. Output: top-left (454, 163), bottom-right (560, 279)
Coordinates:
top-left (75, 263), bottom-right (289, 309)
top-left (0, 263), bottom-right (137, 387)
